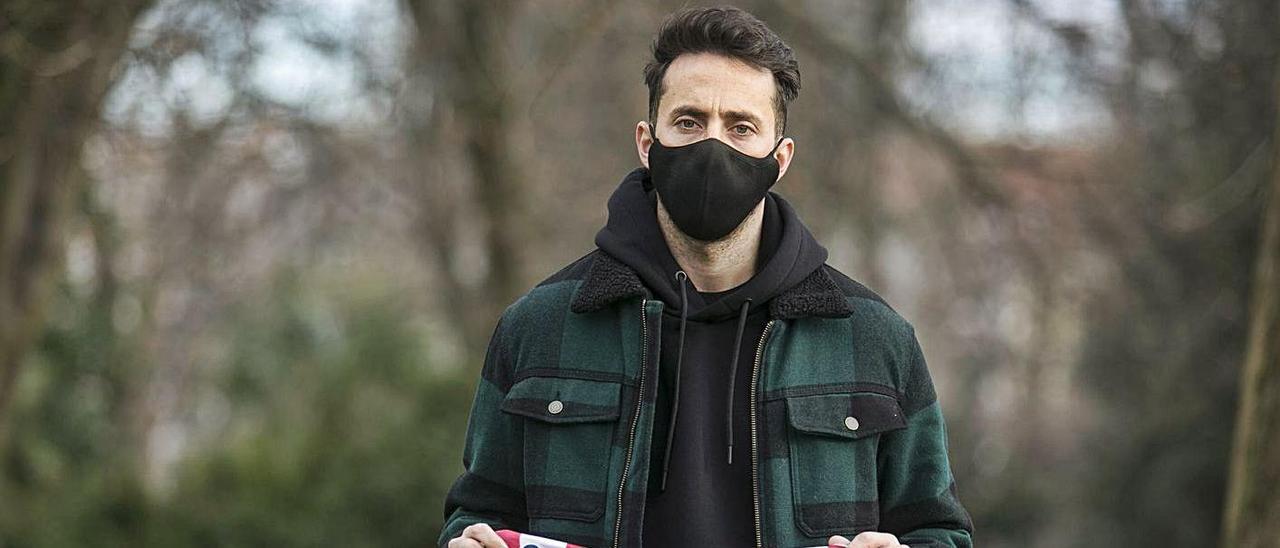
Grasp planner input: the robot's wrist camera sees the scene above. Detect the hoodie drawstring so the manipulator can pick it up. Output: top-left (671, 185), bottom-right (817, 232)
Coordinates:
top-left (659, 270), bottom-right (690, 492)
top-left (726, 297), bottom-right (751, 465)
top-left (659, 270), bottom-right (755, 492)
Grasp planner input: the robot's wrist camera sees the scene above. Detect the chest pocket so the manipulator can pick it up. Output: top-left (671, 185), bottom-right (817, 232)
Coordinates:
top-left (500, 374), bottom-right (624, 522)
top-left (784, 390), bottom-right (907, 537)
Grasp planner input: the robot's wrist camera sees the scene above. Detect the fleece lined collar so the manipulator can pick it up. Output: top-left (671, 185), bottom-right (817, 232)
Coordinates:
top-left (569, 250), bottom-right (853, 320)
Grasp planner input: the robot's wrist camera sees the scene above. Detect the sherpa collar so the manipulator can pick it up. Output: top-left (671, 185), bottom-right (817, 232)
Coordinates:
top-left (569, 251), bottom-right (853, 320)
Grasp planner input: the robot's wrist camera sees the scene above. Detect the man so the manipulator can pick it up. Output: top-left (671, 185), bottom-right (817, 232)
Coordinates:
top-left (440, 6), bottom-right (973, 548)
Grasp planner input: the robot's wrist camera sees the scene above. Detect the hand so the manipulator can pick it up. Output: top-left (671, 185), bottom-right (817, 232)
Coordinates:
top-left (828, 531), bottom-right (909, 548)
top-left (446, 522), bottom-right (506, 548)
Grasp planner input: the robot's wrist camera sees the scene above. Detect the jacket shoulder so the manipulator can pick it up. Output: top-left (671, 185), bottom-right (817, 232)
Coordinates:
top-left (534, 248), bottom-right (599, 288)
top-left (821, 264), bottom-right (898, 314)
top-left (824, 264), bottom-right (919, 346)
top-left (823, 263), bottom-right (915, 337)
top-left (504, 248), bottom-right (598, 312)
top-left (496, 249), bottom-right (598, 345)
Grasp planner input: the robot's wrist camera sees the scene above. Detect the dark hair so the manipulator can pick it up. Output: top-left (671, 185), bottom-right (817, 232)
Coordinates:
top-left (643, 5), bottom-right (800, 138)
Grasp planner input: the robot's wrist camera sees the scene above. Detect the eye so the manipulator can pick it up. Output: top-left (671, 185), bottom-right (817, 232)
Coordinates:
top-left (677, 119), bottom-right (698, 130)
top-left (733, 124), bottom-right (754, 136)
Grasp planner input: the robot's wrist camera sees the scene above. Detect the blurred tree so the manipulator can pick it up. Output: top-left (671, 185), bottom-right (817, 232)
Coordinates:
top-left (984, 0), bottom-right (1280, 544)
top-left (399, 0), bottom-right (615, 355)
top-left (400, 0), bottom-right (526, 357)
top-left (0, 0), bottom-right (152, 432)
top-left (1221, 72), bottom-right (1280, 548)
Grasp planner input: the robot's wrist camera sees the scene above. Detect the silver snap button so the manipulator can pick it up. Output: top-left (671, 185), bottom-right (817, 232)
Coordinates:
top-left (547, 400), bottom-right (564, 415)
top-left (844, 416), bottom-right (860, 431)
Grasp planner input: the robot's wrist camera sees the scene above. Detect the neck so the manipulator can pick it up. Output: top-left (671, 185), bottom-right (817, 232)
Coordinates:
top-left (656, 197), bottom-right (764, 293)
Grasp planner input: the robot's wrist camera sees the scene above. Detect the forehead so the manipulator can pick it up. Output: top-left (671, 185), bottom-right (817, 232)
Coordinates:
top-left (659, 52), bottom-right (775, 122)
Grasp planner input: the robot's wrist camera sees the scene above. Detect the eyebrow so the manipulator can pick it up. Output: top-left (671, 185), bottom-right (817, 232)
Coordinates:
top-left (667, 104), bottom-right (765, 129)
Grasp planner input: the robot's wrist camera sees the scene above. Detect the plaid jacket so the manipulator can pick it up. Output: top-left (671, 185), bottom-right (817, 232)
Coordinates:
top-left (439, 249), bottom-right (974, 548)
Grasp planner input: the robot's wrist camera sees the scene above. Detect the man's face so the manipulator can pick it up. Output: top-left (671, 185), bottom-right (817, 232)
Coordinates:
top-left (636, 52), bottom-right (795, 174)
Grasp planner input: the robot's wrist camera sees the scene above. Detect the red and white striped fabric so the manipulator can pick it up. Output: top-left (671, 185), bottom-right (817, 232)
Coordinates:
top-left (495, 529), bottom-right (581, 548)
top-left (494, 529), bottom-right (839, 548)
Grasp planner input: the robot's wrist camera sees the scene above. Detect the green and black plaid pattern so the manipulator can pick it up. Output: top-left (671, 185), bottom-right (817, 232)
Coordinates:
top-left (439, 250), bottom-right (973, 548)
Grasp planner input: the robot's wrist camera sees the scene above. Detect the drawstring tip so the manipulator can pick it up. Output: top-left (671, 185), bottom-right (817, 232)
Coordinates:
top-left (727, 444), bottom-right (733, 465)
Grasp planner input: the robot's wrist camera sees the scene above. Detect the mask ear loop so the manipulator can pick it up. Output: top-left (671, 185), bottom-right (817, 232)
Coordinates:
top-left (771, 113), bottom-right (787, 155)
top-left (767, 119), bottom-right (787, 183)
top-left (767, 135), bottom-right (784, 156)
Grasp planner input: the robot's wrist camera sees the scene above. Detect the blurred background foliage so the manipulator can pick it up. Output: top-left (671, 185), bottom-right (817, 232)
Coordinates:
top-left (0, 0), bottom-right (1278, 546)
top-left (4, 268), bottom-right (471, 545)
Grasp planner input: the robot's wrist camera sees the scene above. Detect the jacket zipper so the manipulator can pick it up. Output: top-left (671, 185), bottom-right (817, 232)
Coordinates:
top-left (613, 299), bottom-right (650, 548)
top-left (750, 319), bottom-right (776, 548)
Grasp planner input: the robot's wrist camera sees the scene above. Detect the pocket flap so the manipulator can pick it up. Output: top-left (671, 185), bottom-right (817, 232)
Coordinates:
top-left (785, 391), bottom-right (907, 439)
top-left (500, 375), bottom-right (622, 424)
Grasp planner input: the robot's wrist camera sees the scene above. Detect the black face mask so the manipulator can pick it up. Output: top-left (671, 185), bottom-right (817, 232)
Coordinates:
top-left (648, 132), bottom-right (784, 241)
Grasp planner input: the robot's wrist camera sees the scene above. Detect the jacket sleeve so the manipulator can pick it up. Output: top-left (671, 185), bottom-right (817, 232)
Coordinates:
top-left (438, 310), bottom-right (529, 547)
top-left (876, 325), bottom-right (975, 548)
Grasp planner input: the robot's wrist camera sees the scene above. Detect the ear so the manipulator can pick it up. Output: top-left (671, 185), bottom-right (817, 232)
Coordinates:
top-left (773, 136), bottom-right (796, 182)
top-left (636, 120), bottom-right (653, 169)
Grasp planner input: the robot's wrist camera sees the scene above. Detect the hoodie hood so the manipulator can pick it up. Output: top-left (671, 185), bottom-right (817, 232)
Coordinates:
top-left (594, 167), bottom-right (830, 321)
top-left (592, 166), bottom-right (837, 493)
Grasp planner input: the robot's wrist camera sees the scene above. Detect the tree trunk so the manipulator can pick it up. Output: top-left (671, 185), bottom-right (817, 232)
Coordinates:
top-left (0, 1), bottom-right (152, 432)
top-left (403, 0), bottom-right (525, 355)
top-left (1221, 71), bottom-right (1280, 548)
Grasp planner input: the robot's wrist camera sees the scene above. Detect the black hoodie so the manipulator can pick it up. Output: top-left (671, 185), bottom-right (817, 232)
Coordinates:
top-left (594, 167), bottom-right (832, 546)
